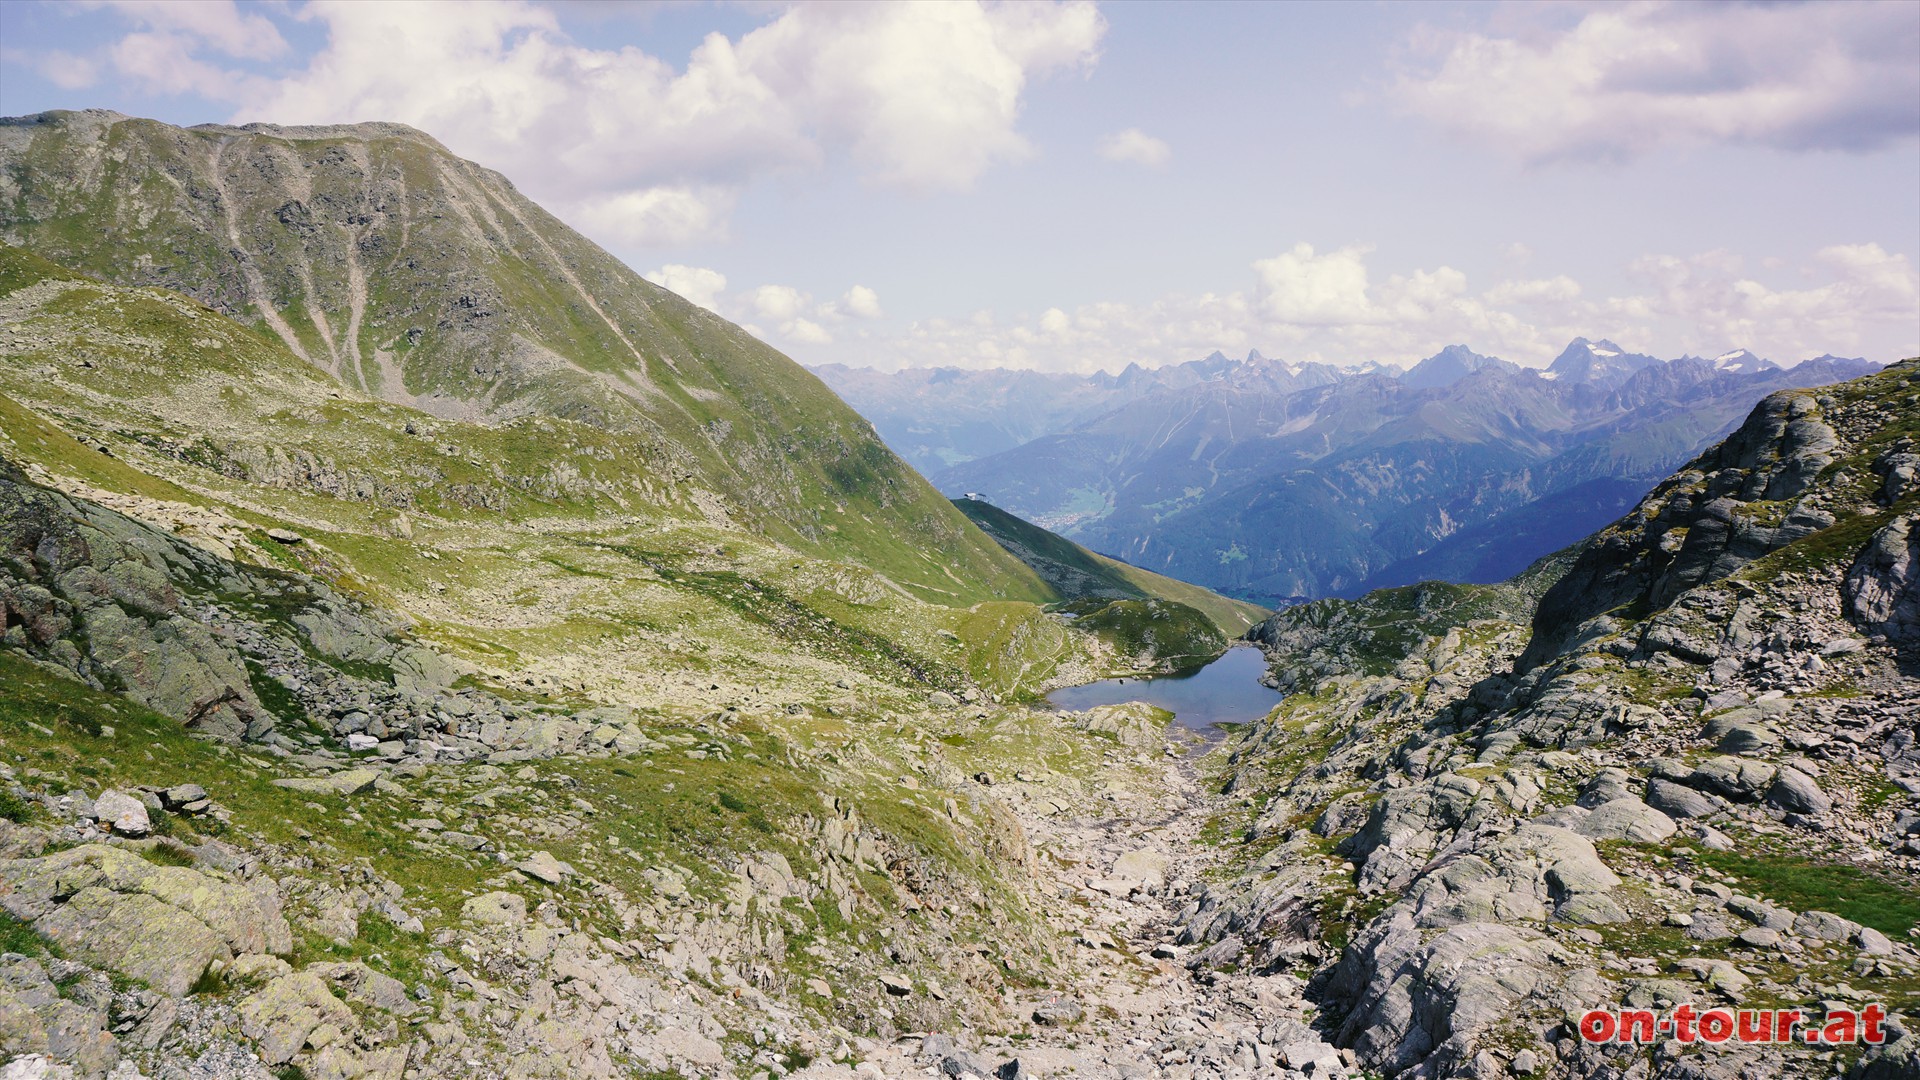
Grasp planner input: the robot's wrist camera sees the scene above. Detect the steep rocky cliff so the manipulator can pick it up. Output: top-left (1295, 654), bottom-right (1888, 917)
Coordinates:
top-left (1199, 359), bottom-right (1920, 1079)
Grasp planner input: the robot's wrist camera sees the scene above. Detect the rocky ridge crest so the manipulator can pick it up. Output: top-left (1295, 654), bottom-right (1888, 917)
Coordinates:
top-left (1193, 360), bottom-right (1920, 1079)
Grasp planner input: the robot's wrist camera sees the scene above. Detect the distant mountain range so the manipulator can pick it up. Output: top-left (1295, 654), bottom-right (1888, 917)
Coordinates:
top-left (815, 341), bottom-right (1879, 605)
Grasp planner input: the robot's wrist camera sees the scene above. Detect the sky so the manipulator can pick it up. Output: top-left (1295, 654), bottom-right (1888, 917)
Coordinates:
top-left (2, 0), bottom-right (1917, 374)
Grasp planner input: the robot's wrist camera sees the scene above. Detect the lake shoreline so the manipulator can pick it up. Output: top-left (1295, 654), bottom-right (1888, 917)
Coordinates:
top-left (1044, 643), bottom-right (1282, 741)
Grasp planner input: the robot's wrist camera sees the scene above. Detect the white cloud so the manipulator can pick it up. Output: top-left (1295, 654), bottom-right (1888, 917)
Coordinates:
top-left (787, 318), bottom-right (833, 345)
top-left (1099, 128), bottom-right (1170, 167)
top-left (727, 283), bottom-right (836, 345)
top-left (736, 2), bottom-right (1104, 192)
top-left (65, 0), bottom-right (1100, 247)
top-left (1611, 243), bottom-right (1919, 358)
top-left (805, 241), bottom-right (1917, 374)
top-left (1817, 243), bottom-right (1920, 305)
top-left (93, 0), bottom-right (289, 60)
top-left (3, 47), bottom-right (99, 89)
top-left (745, 284), bottom-right (808, 324)
top-left (63, 0), bottom-right (288, 99)
top-left (643, 264), bottom-right (727, 312)
top-left (839, 285), bottom-right (884, 320)
top-left (571, 187), bottom-right (735, 248)
top-left (110, 31), bottom-right (271, 99)
top-left (1253, 243), bottom-right (1376, 325)
top-left (1483, 275), bottom-right (1581, 306)
top-left (1395, 3), bottom-right (1920, 163)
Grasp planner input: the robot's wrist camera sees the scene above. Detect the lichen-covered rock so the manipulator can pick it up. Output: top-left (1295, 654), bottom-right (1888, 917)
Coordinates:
top-left (0, 954), bottom-right (118, 1075)
top-left (461, 891), bottom-right (528, 926)
top-left (0, 844), bottom-right (291, 996)
top-left (0, 476), bottom-right (267, 739)
top-left (40, 887), bottom-right (229, 998)
top-left (271, 769), bottom-right (380, 797)
top-left (305, 961), bottom-right (415, 1016)
top-left (237, 972), bottom-right (355, 1066)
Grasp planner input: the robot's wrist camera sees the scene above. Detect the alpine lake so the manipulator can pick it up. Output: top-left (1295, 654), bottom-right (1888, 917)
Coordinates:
top-left (1045, 644), bottom-right (1283, 741)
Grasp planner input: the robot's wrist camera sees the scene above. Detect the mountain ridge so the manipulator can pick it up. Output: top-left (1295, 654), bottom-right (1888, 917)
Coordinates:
top-left (873, 343), bottom-right (1882, 603)
top-left (1202, 358), bottom-right (1920, 1079)
top-left (0, 108), bottom-right (1052, 606)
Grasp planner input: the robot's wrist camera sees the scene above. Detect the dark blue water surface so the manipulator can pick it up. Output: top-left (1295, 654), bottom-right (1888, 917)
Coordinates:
top-left (1045, 645), bottom-right (1283, 737)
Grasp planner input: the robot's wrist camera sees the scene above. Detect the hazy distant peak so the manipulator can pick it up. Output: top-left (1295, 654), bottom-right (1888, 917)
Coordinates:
top-left (1547, 337), bottom-right (1661, 384)
top-left (1400, 344), bottom-right (1518, 390)
top-left (1711, 348), bottom-right (1779, 374)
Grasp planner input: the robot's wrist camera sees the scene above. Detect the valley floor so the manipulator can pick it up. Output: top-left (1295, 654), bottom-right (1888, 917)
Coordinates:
top-left (800, 734), bottom-right (1337, 1080)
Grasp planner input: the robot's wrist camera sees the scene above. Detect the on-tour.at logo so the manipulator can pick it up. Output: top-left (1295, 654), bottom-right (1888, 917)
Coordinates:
top-left (1578, 1004), bottom-right (1892, 1046)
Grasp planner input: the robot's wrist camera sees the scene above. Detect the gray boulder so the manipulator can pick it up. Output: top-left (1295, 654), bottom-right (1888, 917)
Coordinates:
top-left (1330, 921), bottom-right (1566, 1077)
top-left (1575, 768), bottom-right (1633, 808)
top-left (1346, 773), bottom-right (1491, 892)
top-left (1686, 756), bottom-right (1778, 802)
top-left (1401, 824), bottom-right (1621, 928)
top-left (1793, 910), bottom-right (1862, 942)
top-left (1765, 767), bottom-right (1832, 815)
top-left (1031, 998), bottom-right (1084, 1026)
top-left (91, 790), bottom-right (150, 838)
top-left (1703, 709), bottom-right (1781, 754)
top-left (1645, 777), bottom-right (1723, 820)
top-left (270, 768), bottom-right (380, 797)
top-left (1572, 797), bottom-right (1677, 844)
top-left (1879, 447), bottom-right (1920, 503)
top-left (1846, 513), bottom-right (1919, 646)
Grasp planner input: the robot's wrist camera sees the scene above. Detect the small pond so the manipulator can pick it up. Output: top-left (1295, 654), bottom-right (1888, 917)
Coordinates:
top-left (1044, 645), bottom-right (1283, 739)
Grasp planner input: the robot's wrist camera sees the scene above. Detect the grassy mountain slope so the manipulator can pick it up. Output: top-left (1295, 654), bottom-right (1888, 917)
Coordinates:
top-left (0, 109), bottom-right (1044, 606)
top-left (952, 496), bottom-right (1267, 635)
top-left (0, 252), bottom-right (1225, 1076)
top-left (0, 459), bottom-right (1088, 1077)
top-left (0, 245), bottom-right (1104, 720)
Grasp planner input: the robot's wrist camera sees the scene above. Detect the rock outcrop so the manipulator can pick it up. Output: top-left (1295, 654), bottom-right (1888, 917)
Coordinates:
top-left (1204, 360), bottom-right (1920, 1080)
